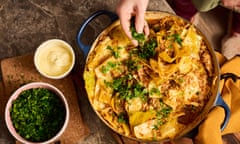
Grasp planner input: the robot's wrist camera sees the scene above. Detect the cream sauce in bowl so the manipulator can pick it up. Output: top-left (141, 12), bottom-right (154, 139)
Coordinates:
top-left (34, 39), bottom-right (75, 79)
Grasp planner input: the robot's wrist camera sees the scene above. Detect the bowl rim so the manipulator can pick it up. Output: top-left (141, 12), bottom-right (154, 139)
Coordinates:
top-left (5, 82), bottom-right (70, 144)
top-left (34, 39), bottom-right (75, 79)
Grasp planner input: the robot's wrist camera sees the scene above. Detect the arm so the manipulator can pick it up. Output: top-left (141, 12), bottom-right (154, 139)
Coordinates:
top-left (116, 0), bottom-right (149, 45)
top-left (221, 0), bottom-right (240, 11)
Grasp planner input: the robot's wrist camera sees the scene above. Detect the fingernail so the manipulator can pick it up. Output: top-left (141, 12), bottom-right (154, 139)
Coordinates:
top-left (136, 28), bottom-right (143, 34)
top-left (136, 25), bottom-right (143, 33)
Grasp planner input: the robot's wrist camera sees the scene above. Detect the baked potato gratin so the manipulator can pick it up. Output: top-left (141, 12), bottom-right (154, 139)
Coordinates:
top-left (83, 15), bottom-right (214, 141)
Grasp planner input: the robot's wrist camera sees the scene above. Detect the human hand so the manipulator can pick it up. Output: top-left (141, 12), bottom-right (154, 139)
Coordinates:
top-left (116, 0), bottom-right (149, 46)
top-left (221, 0), bottom-right (240, 10)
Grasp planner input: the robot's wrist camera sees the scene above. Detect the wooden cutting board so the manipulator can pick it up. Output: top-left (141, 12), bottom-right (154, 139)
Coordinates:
top-left (0, 54), bottom-right (90, 144)
top-left (0, 81), bottom-right (4, 115)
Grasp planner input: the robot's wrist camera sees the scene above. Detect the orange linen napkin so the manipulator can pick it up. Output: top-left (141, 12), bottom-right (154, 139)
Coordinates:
top-left (194, 52), bottom-right (240, 144)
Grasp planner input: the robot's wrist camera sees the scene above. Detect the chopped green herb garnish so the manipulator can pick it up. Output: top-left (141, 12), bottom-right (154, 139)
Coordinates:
top-left (150, 87), bottom-right (160, 95)
top-left (169, 33), bottom-right (182, 46)
top-left (178, 78), bottom-right (184, 83)
top-left (131, 30), bottom-right (145, 44)
top-left (125, 59), bottom-right (141, 71)
top-left (130, 23), bottom-right (145, 44)
top-left (153, 124), bottom-right (159, 130)
top-left (138, 39), bottom-right (157, 59)
top-left (168, 44), bottom-right (173, 49)
top-left (117, 113), bottom-right (127, 123)
top-left (106, 46), bottom-right (121, 59)
top-left (105, 74), bottom-right (148, 101)
top-left (100, 61), bottom-right (120, 74)
top-left (10, 88), bottom-right (66, 142)
top-left (130, 20), bottom-right (158, 60)
top-left (160, 107), bottom-right (172, 117)
top-left (152, 101), bottom-right (172, 130)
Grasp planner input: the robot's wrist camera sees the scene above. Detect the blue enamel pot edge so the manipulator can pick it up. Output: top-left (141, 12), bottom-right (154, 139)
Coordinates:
top-left (214, 93), bottom-right (230, 131)
top-left (76, 10), bottom-right (231, 140)
top-left (76, 10), bottom-right (118, 59)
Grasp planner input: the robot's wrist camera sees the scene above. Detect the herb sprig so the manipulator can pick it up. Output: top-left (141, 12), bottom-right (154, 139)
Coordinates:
top-left (153, 100), bottom-right (172, 130)
top-left (130, 20), bottom-right (158, 60)
top-left (106, 46), bottom-right (122, 59)
top-left (105, 74), bottom-right (147, 101)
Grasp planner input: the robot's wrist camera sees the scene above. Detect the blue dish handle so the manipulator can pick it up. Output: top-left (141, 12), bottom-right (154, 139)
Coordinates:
top-left (215, 93), bottom-right (231, 131)
top-left (76, 10), bottom-right (118, 58)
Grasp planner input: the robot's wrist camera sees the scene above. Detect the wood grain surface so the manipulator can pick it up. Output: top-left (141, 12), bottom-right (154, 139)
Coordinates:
top-left (0, 54), bottom-right (90, 144)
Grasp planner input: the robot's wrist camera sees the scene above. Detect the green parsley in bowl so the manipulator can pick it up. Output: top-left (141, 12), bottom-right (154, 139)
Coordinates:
top-left (5, 82), bottom-right (69, 144)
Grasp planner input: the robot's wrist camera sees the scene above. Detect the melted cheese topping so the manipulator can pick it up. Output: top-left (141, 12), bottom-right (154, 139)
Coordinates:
top-left (84, 15), bottom-right (214, 141)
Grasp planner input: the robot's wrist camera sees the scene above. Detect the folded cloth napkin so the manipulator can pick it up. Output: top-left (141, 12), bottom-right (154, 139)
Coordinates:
top-left (194, 52), bottom-right (240, 144)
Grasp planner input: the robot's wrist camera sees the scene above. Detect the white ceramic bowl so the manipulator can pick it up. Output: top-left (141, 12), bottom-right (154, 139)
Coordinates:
top-left (34, 39), bottom-right (75, 79)
top-left (5, 82), bottom-right (70, 144)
